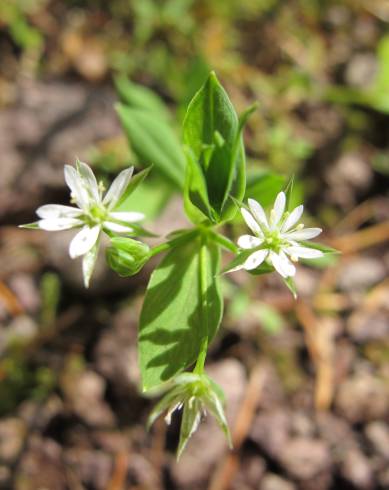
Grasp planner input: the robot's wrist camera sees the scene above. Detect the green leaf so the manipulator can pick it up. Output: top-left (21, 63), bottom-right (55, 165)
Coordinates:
top-left (117, 103), bottom-right (185, 187)
top-left (183, 72), bottom-right (240, 220)
top-left (183, 148), bottom-right (213, 223)
top-left (139, 237), bottom-right (223, 391)
top-left (245, 170), bottom-right (284, 209)
top-left (114, 166), bottom-right (152, 209)
top-left (114, 76), bottom-right (171, 119)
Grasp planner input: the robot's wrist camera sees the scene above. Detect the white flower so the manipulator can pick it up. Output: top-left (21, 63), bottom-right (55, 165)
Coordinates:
top-left (235, 192), bottom-right (323, 278)
top-left (26, 161), bottom-right (144, 287)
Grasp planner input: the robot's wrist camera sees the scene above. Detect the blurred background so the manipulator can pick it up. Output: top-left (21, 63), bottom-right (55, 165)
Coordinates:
top-left (1, 0), bottom-right (389, 489)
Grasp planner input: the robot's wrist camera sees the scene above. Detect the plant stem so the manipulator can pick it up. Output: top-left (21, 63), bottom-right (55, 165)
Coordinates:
top-left (194, 233), bottom-right (209, 375)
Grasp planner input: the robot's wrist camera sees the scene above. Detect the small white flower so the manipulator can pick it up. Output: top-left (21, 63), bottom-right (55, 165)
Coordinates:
top-left (235, 192), bottom-right (323, 277)
top-left (25, 161), bottom-right (144, 287)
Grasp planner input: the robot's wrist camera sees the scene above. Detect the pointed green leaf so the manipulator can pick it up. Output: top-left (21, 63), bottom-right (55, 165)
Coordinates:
top-left (139, 237), bottom-right (223, 391)
top-left (115, 76), bottom-right (171, 119)
top-left (117, 103), bottom-right (185, 188)
top-left (183, 72), bottom-right (240, 219)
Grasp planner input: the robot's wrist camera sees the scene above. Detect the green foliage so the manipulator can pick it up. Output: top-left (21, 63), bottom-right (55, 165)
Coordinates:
top-left (139, 235), bottom-right (222, 391)
top-left (183, 72), bottom-right (248, 223)
top-left (117, 104), bottom-right (186, 187)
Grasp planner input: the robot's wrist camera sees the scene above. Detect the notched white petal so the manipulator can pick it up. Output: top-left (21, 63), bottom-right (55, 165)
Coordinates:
top-left (64, 165), bottom-right (90, 210)
top-left (77, 161), bottom-right (100, 202)
top-left (284, 227), bottom-right (322, 240)
top-left (241, 208), bottom-right (261, 235)
top-left (109, 211), bottom-right (144, 223)
top-left (281, 204), bottom-right (303, 232)
top-left (82, 243), bottom-right (98, 288)
top-left (37, 204), bottom-right (83, 219)
top-left (243, 249), bottom-right (268, 271)
top-left (270, 191), bottom-right (286, 228)
top-left (38, 218), bottom-right (82, 231)
top-left (104, 221), bottom-right (134, 233)
top-left (248, 198), bottom-right (268, 227)
top-left (103, 166), bottom-right (134, 209)
top-left (270, 251), bottom-right (296, 277)
top-left (69, 225), bottom-right (100, 259)
top-left (286, 246), bottom-right (324, 259)
top-left (237, 234), bottom-right (263, 249)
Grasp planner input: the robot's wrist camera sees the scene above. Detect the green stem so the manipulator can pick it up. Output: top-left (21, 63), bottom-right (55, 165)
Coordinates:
top-left (194, 233), bottom-right (209, 375)
top-left (148, 230), bottom-right (198, 258)
top-left (208, 230), bottom-right (238, 253)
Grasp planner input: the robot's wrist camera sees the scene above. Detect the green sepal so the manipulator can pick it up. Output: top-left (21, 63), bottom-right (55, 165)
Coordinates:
top-left (283, 276), bottom-right (297, 299)
top-left (106, 237), bottom-right (150, 277)
top-left (19, 222), bottom-right (40, 229)
top-left (299, 241), bottom-right (340, 255)
top-left (114, 166), bottom-right (152, 209)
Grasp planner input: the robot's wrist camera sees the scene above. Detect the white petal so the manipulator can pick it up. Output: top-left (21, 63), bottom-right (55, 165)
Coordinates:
top-left (241, 208), bottom-right (261, 235)
top-left (109, 211), bottom-right (144, 223)
top-left (104, 221), bottom-right (134, 233)
top-left (237, 235), bottom-right (263, 249)
top-left (243, 249), bottom-right (268, 270)
top-left (82, 243), bottom-right (98, 288)
top-left (64, 165), bottom-right (90, 210)
top-left (270, 251), bottom-right (296, 277)
top-left (281, 205), bottom-right (304, 232)
top-left (37, 204), bottom-right (83, 219)
top-left (248, 198), bottom-right (268, 228)
top-left (284, 228), bottom-right (322, 240)
top-left (69, 225), bottom-right (100, 259)
top-left (286, 246), bottom-right (323, 259)
top-left (270, 192), bottom-right (286, 228)
top-left (38, 218), bottom-right (82, 231)
top-left (103, 166), bottom-right (134, 209)
top-left (76, 161), bottom-right (100, 202)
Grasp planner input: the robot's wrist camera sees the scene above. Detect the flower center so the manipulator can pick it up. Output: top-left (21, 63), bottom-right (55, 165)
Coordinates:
top-left (263, 229), bottom-right (285, 253)
top-left (87, 204), bottom-right (108, 226)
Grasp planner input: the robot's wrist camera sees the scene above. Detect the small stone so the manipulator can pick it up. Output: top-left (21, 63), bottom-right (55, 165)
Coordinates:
top-left (340, 449), bottom-right (373, 489)
top-left (338, 257), bottom-right (386, 292)
top-left (335, 373), bottom-right (389, 423)
top-left (279, 438), bottom-right (331, 480)
top-left (0, 418), bottom-right (26, 463)
top-left (365, 421), bottom-right (389, 459)
top-left (251, 409), bottom-right (290, 457)
top-left (260, 473), bottom-right (296, 490)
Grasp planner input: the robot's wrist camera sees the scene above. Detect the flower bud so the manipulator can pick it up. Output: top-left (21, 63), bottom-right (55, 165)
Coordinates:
top-left (148, 372), bottom-right (231, 459)
top-left (106, 237), bottom-right (150, 277)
